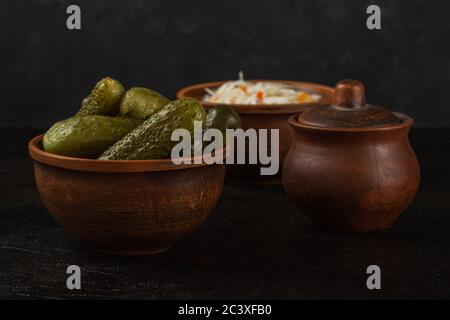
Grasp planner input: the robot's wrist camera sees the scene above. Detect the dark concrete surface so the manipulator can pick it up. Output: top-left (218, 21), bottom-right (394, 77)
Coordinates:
top-left (0, 128), bottom-right (449, 299)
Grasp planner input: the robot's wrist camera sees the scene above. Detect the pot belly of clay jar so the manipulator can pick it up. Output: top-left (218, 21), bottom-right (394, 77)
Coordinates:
top-left (283, 127), bottom-right (420, 232)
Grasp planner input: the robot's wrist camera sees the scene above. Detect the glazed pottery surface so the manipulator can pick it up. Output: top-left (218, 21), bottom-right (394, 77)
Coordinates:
top-left (29, 135), bottom-right (225, 255)
top-left (177, 80), bottom-right (334, 184)
top-left (282, 80), bottom-right (420, 232)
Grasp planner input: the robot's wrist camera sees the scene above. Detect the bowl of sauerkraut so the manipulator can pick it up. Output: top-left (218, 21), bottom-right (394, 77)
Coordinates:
top-left (176, 75), bottom-right (334, 184)
top-left (177, 73), bottom-right (333, 113)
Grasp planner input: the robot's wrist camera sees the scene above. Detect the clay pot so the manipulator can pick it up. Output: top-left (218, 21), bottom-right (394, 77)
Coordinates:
top-left (177, 80), bottom-right (334, 184)
top-left (283, 80), bottom-right (420, 232)
top-left (28, 134), bottom-right (225, 255)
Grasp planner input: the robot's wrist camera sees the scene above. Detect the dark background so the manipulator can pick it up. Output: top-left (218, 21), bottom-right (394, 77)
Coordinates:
top-left (1, 0), bottom-right (449, 128)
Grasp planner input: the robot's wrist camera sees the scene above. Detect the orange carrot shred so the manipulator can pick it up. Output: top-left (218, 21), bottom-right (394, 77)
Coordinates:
top-left (297, 92), bottom-right (307, 103)
top-left (256, 91), bottom-right (264, 100)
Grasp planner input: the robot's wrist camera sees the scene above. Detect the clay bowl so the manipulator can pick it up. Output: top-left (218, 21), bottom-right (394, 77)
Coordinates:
top-left (28, 134), bottom-right (226, 255)
top-left (283, 114), bottom-right (420, 232)
top-left (177, 80), bottom-right (334, 184)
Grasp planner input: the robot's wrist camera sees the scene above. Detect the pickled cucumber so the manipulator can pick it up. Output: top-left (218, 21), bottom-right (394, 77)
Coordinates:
top-left (203, 105), bottom-right (241, 149)
top-left (77, 77), bottom-right (125, 116)
top-left (43, 115), bottom-right (141, 158)
top-left (119, 87), bottom-right (170, 120)
top-left (100, 98), bottom-right (206, 160)
top-left (204, 105), bottom-right (241, 134)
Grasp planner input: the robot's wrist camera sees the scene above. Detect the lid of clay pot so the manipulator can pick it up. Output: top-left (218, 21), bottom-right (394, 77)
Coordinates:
top-left (298, 79), bottom-right (400, 128)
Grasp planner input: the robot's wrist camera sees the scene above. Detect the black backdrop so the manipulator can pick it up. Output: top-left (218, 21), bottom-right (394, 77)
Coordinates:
top-left (1, 0), bottom-right (449, 128)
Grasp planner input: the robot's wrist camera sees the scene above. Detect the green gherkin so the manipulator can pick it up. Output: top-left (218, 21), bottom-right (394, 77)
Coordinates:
top-left (77, 77), bottom-right (125, 116)
top-left (99, 98), bottom-right (206, 160)
top-left (43, 115), bottom-right (141, 158)
top-left (119, 87), bottom-right (170, 120)
top-left (203, 105), bottom-right (241, 142)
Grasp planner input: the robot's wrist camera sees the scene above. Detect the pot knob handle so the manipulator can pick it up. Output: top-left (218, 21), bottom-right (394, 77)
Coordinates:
top-left (333, 79), bottom-right (366, 108)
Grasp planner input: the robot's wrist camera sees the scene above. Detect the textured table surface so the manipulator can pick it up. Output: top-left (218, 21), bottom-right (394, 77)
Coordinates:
top-left (0, 128), bottom-right (449, 299)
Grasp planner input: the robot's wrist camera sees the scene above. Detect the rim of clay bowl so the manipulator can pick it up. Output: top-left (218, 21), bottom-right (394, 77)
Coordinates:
top-left (28, 134), bottom-right (226, 173)
top-left (288, 112), bottom-right (414, 132)
top-left (176, 80), bottom-right (334, 114)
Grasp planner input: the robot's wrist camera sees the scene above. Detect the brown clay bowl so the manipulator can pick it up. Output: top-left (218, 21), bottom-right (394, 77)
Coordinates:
top-left (177, 80), bottom-right (334, 184)
top-left (28, 134), bottom-right (226, 255)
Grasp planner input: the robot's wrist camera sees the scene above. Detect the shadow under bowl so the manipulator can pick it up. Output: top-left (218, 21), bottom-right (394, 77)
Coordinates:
top-left (177, 80), bottom-right (334, 185)
top-left (28, 135), bottom-right (226, 255)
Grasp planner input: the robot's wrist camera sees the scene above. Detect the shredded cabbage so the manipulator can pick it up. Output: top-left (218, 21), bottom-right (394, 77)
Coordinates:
top-left (203, 73), bottom-right (320, 105)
